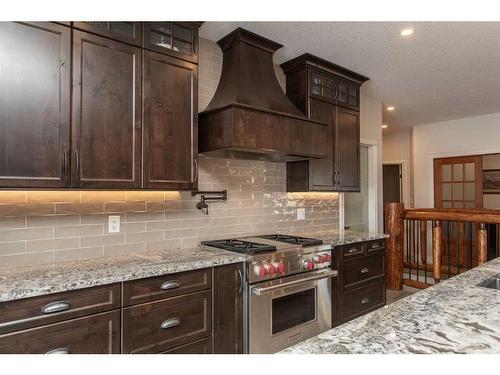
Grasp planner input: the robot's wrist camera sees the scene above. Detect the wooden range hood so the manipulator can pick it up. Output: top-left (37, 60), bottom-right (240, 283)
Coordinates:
top-left (198, 28), bottom-right (328, 162)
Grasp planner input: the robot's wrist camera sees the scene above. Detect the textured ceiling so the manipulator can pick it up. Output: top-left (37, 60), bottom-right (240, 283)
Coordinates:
top-left (200, 22), bottom-right (500, 133)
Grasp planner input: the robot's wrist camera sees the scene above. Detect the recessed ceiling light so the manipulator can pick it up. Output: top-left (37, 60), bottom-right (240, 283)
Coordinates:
top-left (401, 28), bottom-right (414, 36)
top-left (387, 106), bottom-right (395, 111)
top-left (382, 124), bottom-right (388, 129)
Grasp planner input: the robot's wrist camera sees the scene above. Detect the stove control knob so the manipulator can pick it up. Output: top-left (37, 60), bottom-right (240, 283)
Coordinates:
top-left (255, 265), bottom-right (267, 276)
top-left (303, 260), bottom-right (315, 270)
top-left (267, 263), bottom-right (276, 275)
top-left (274, 262), bottom-right (285, 273)
top-left (313, 255), bottom-right (325, 264)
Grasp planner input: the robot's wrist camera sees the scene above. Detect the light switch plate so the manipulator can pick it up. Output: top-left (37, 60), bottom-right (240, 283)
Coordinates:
top-left (108, 215), bottom-right (120, 233)
top-left (296, 208), bottom-right (306, 220)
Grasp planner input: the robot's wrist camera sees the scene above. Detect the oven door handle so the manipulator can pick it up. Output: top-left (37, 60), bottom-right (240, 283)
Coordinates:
top-left (250, 269), bottom-right (338, 296)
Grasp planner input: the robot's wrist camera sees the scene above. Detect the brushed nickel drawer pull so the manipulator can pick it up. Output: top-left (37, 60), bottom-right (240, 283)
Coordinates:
top-left (45, 347), bottom-right (71, 354)
top-left (348, 247), bottom-right (359, 253)
top-left (160, 280), bottom-right (180, 290)
top-left (360, 267), bottom-right (369, 274)
top-left (371, 243), bottom-right (380, 249)
top-left (160, 318), bottom-right (180, 329)
top-left (361, 297), bottom-right (370, 305)
top-left (41, 301), bottom-right (71, 314)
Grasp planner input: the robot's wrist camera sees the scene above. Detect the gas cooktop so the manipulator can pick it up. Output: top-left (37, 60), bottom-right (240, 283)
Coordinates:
top-left (257, 234), bottom-right (323, 247)
top-left (201, 239), bottom-right (277, 255)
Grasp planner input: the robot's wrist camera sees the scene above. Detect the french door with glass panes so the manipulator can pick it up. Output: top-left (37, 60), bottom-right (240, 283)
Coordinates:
top-left (434, 155), bottom-right (483, 268)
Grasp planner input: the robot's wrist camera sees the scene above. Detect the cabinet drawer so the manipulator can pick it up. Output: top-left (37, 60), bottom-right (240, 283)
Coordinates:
top-left (343, 254), bottom-right (385, 288)
top-left (0, 284), bottom-right (120, 334)
top-left (366, 239), bottom-right (386, 253)
top-left (122, 268), bottom-right (211, 306)
top-left (122, 290), bottom-right (212, 353)
top-left (342, 280), bottom-right (385, 322)
top-left (162, 337), bottom-right (212, 354)
top-left (0, 310), bottom-right (120, 354)
top-left (341, 243), bottom-right (365, 258)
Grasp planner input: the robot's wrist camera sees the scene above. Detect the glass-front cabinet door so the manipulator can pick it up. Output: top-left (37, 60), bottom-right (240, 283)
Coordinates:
top-left (143, 22), bottom-right (199, 63)
top-left (72, 22), bottom-right (142, 46)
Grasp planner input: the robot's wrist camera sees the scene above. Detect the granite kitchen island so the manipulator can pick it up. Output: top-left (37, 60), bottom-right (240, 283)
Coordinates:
top-left (281, 257), bottom-right (500, 354)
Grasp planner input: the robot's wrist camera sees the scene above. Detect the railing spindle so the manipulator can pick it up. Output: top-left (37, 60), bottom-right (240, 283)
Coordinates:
top-left (432, 220), bottom-right (442, 284)
top-left (478, 223), bottom-right (488, 265)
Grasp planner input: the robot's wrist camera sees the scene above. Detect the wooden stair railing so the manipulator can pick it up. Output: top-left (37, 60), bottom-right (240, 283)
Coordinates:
top-left (385, 203), bottom-right (500, 290)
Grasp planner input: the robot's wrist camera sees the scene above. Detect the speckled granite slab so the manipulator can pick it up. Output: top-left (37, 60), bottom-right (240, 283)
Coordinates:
top-left (304, 229), bottom-right (389, 246)
top-left (281, 257), bottom-right (500, 354)
top-left (0, 246), bottom-right (246, 302)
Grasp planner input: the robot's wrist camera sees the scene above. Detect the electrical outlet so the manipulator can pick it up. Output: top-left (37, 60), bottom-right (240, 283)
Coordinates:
top-left (296, 208), bottom-right (306, 220)
top-left (108, 215), bottom-right (120, 233)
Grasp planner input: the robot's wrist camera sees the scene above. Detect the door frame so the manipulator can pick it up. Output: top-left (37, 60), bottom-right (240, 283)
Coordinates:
top-left (383, 159), bottom-right (411, 208)
top-left (339, 138), bottom-right (379, 233)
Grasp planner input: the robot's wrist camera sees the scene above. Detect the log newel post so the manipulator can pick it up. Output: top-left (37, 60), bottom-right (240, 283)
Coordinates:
top-left (385, 202), bottom-right (404, 290)
top-left (478, 223), bottom-right (488, 265)
top-left (432, 221), bottom-right (442, 283)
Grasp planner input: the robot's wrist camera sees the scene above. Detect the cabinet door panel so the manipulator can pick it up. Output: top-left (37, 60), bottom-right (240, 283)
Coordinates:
top-left (0, 311), bottom-right (120, 354)
top-left (308, 99), bottom-right (335, 190)
top-left (143, 50), bottom-right (197, 190)
top-left (72, 31), bottom-right (141, 188)
top-left (73, 22), bottom-right (142, 47)
top-left (143, 22), bottom-right (199, 63)
top-left (0, 22), bottom-right (70, 187)
top-left (336, 106), bottom-right (360, 191)
top-left (213, 263), bottom-right (244, 354)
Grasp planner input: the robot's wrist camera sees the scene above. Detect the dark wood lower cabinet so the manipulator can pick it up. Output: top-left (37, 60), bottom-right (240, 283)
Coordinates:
top-left (0, 264), bottom-right (247, 354)
top-left (122, 290), bottom-right (212, 354)
top-left (336, 240), bottom-right (387, 325)
top-left (0, 311), bottom-right (120, 354)
top-left (213, 262), bottom-right (244, 354)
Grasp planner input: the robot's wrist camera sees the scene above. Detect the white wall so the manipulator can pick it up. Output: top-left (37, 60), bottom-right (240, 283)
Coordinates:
top-left (360, 88), bottom-right (384, 232)
top-left (413, 112), bottom-right (500, 208)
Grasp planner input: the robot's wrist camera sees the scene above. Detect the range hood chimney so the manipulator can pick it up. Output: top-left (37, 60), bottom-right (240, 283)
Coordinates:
top-left (198, 28), bottom-right (328, 162)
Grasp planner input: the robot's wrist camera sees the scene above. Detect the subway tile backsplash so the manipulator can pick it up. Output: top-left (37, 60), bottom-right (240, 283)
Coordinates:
top-left (0, 157), bottom-right (339, 268)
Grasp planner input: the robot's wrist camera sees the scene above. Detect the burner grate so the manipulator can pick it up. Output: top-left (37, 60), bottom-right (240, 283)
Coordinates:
top-left (202, 239), bottom-right (277, 254)
top-left (258, 234), bottom-right (323, 247)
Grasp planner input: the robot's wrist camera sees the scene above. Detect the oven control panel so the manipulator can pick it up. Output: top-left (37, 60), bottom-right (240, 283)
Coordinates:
top-left (302, 252), bottom-right (332, 271)
top-left (249, 250), bottom-right (332, 283)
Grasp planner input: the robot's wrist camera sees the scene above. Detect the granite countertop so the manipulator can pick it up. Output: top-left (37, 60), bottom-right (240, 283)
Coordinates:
top-left (281, 257), bottom-right (500, 354)
top-left (0, 246), bottom-right (246, 302)
top-left (0, 229), bottom-right (387, 303)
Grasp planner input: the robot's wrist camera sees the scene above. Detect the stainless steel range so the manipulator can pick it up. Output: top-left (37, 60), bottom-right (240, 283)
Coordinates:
top-left (202, 234), bottom-right (337, 353)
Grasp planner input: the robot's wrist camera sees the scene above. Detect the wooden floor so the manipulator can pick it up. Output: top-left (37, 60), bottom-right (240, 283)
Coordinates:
top-left (386, 285), bottom-right (419, 305)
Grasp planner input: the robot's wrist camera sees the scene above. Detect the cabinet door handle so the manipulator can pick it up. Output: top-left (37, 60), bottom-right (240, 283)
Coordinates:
top-left (193, 158), bottom-right (199, 183)
top-left (41, 300), bottom-right (71, 314)
top-left (360, 267), bottom-right (369, 274)
top-left (238, 268), bottom-right (243, 295)
top-left (361, 297), bottom-right (370, 305)
top-left (160, 280), bottom-right (180, 290)
top-left (74, 149), bottom-right (80, 178)
top-left (45, 347), bottom-right (71, 354)
top-left (62, 149), bottom-right (69, 177)
top-left (160, 318), bottom-right (180, 329)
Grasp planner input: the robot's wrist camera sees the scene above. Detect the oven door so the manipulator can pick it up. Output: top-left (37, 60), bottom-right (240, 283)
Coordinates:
top-left (248, 269), bottom-right (337, 353)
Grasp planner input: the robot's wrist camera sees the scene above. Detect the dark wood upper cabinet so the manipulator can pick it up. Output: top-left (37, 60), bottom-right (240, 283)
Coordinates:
top-left (71, 31), bottom-right (142, 189)
top-left (143, 22), bottom-right (201, 63)
top-left (335, 106), bottom-right (360, 191)
top-left (0, 22), bottom-right (71, 188)
top-left (281, 54), bottom-right (368, 192)
top-left (143, 50), bottom-right (198, 190)
top-left (72, 22), bottom-right (143, 47)
top-left (213, 263), bottom-right (244, 354)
